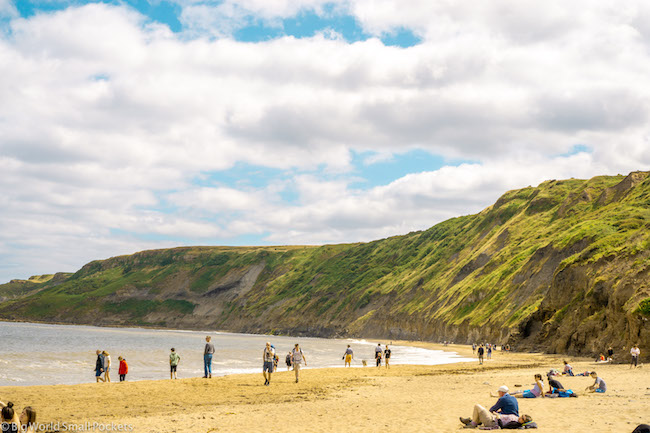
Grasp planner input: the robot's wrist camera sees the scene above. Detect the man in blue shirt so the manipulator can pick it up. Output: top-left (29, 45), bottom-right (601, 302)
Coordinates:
top-left (460, 385), bottom-right (520, 428)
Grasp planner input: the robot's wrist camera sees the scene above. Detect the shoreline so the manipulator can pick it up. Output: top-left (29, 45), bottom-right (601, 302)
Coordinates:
top-left (1, 342), bottom-right (647, 432)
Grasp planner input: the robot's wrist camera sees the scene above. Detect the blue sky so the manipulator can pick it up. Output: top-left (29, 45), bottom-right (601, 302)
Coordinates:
top-left (0, 0), bottom-right (649, 282)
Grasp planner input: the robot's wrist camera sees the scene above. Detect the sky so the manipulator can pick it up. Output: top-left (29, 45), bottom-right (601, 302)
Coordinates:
top-left (1, 0), bottom-right (650, 283)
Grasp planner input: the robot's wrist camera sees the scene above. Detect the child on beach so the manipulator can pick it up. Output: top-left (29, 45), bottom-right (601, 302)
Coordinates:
top-left (170, 348), bottom-right (180, 379)
top-left (118, 356), bottom-right (128, 382)
top-left (586, 371), bottom-right (607, 393)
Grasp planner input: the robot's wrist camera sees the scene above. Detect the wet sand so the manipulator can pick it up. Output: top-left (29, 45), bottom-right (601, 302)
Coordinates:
top-left (1, 343), bottom-right (647, 432)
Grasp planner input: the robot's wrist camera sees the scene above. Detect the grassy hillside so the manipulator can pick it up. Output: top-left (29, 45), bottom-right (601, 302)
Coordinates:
top-left (1, 171), bottom-right (649, 356)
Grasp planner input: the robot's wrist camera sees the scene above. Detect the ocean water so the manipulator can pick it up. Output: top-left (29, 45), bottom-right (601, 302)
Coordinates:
top-left (0, 321), bottom-right (474, 386)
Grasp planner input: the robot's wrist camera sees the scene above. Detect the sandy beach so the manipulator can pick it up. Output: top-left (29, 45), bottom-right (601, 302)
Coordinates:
top-left (1, 343), bottom-right (648, 432)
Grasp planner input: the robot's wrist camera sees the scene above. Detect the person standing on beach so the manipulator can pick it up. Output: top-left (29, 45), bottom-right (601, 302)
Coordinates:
top-left (384, 345), bottom-right (391, 368)
top-left (102, 351), bottom-right (112, 383)
top-left (343, 345), bottom-right (354, 367)
top-left (262, 342), bottom-right (275, 386)
top-left (631, 344), bottom-right (640, 368)
top-left (472, 343), bottom-right (476, 353)
top-left (291, 343), bottom-right (307, 383)
top-left (375, 344), bottom-right (383, 367)
top-left (118, 356), bottom-right (128, 382)
top-left (204, 336), bottom-right (215, 378)
top-left (607, 346), bottom-right (614, 362)
top-left (95, 350), bottom-right (105, 383)
top-left (170, 348), bottom-right (180, 379)
top-left (477, 345), bottom-right (485, 365)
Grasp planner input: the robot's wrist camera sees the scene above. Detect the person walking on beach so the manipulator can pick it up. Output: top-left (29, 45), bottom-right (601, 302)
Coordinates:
top-left (631, 344), bottom-right (640, 368)
top-left (95, 350), bottom-right (105, 383)
top-left (291, 343), bottom-right (307, 383)
top-left (343, 345), bottom-right (354, 367)
top-left (102, 351), bottom-right (112, 382)
top-left (487, 345), bottom-right (492, 360)
top-left (384, 345), bottom-right (391, 368)
top-left (170, 348), bottom-right (180, 379)
top-left (375, 343), bottom-right (383, 367)
top-left (477, 345), bottom-right (485, 365)
top-left (204, 336), bottom-right (215, 378)
top-left (118, 356), bottom-right (128, 382)
top-left (472, 343), bottom-right (476, 353)
top-left (263, 342), bottom-right (275, 386)
top-left (286, 352), bottom-right (292, 371)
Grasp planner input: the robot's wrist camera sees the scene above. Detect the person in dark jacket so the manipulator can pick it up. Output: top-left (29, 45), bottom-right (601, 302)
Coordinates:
top-left (95, 350), bottom-right (105, 383)
top-left (460, 385), bottom-right (522, 428)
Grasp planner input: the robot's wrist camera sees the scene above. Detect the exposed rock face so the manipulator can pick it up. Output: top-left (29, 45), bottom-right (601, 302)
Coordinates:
top-left (0, 172), bottom-right (649, 359)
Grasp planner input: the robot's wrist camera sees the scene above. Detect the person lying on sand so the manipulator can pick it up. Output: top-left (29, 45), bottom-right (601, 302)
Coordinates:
top-left (586, 371), bottom-right (607, 393)
top-left (460, 385), bottom-right (532, 429)
top-left (545, 374), bottom-right (577, 397)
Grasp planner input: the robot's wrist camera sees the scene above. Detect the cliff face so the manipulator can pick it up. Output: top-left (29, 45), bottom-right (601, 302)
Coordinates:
top-left (1, 172), bottom-right (649, 357)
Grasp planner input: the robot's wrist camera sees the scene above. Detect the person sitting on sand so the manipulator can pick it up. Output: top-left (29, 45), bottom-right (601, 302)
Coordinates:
top-left (597, 353), bottom-right (606, 362)
top-left (0, 401), bottom-right (20, 433)
top-left (562, 360), bottom-right (574, 376)
top-left (343, 345), bottom-right (354, 367)
top-left (95, 350), bottom-right (105, 383)
top-left (586, 371), bottom-right (607, 393)
top-left (511, 374), bottom-right (545, 398)
top-left (460, 385), bottom-right (526, 428)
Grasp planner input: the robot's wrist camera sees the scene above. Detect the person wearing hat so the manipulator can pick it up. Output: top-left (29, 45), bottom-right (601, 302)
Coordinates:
top-left (460, 385), bottom-right (520, 428)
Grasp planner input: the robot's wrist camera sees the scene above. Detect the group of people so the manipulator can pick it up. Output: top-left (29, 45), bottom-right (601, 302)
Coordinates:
top-left (473, 343), bottom-right (496, 364)
top-left (1, 400), bottom-right (36, 433)
top-left (94, 350), bottom-right (129, 383)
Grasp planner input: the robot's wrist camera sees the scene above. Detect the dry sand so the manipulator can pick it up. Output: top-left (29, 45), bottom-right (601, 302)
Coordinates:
top-left (1, 343), bottom-right (648, 432)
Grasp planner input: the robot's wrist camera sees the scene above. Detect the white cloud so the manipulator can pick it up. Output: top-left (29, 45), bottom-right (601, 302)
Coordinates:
top-left (2, 2), bottom-right (650, 282)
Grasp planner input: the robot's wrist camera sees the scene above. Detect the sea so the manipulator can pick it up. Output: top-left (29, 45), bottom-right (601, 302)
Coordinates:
top-left (0, 321), bottom-right (474, 386)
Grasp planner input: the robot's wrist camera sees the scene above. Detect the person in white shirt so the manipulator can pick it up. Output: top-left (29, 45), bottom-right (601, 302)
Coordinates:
top-left (630, 344), bottom-right (641, 368)
top-left (290, 344), bottom-right (307, 383)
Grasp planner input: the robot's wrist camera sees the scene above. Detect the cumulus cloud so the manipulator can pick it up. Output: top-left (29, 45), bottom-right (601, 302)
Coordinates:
top-left (1, 1), bottom-right (650, 282)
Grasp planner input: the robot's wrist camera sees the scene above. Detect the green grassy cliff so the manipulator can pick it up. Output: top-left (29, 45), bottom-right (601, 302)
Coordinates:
top-left (1, 171), bottom-right (649, 356)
